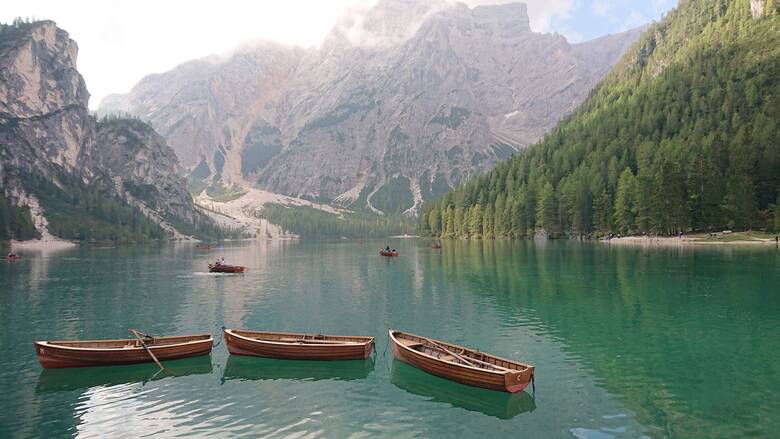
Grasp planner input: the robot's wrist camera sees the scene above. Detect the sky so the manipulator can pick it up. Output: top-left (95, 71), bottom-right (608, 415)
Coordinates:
top-left (1, 0), bottom-right (677, 109)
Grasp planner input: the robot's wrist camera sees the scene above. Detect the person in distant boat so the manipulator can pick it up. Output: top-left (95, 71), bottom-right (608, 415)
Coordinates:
top-left (7, 252), bottom-right (16, 259)
top-left (392, 248), bottom-right (396, 252)
top-left (385, 246), bottom-right (391, 252)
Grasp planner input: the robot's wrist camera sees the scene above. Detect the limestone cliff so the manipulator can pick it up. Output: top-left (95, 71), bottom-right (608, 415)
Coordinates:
top-left (0, 20), bottom-right (211, 240)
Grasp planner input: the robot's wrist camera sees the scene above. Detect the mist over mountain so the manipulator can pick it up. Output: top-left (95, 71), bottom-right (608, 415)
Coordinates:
top-left (100, 0), bottom-right (643, 215)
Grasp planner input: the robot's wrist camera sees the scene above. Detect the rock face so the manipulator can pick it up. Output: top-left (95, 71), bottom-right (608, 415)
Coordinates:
top-left (0, 20), bottom-right (205, 238)
top-left (94, 118), bottom-right (197, 224)
top-left (100, 0), bottom-right (644, 215)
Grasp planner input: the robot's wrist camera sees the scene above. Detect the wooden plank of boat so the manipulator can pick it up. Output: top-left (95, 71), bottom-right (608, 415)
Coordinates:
top-left (34, 333), bottom-right (213, 369)
top-left (224, 329), bottom-right (375, 360)
top-left (389, 329), bottom-right (534, 393)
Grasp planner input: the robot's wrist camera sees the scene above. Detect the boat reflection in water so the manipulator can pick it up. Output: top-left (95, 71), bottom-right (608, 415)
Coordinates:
top-left (36, 355), bottom-right (213, 393)
top-left (390, 360), bottom-right (536, 419)
top-left (222, 355), bottom-right (375, 383)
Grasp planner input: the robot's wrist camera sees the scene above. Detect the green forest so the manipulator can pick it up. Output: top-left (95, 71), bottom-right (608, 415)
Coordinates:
top-left (420, 0), bottom-right (780, 239)
top-left (260, 204), bottom-right (413, 239)
top-left (15, 170), bottom-right (168, 243)
top-left (0, 195), bottom-right (39, 242)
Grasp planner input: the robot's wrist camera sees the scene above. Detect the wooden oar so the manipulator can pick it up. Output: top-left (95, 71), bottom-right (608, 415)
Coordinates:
top-left (130, 329), bottom-right (165, 371)
top-left (427, 339), bottom-right (512, 372)
top-left (426, 339), bottom-right (479, 367)
top-left (456, 354), bottom-right (513, 372)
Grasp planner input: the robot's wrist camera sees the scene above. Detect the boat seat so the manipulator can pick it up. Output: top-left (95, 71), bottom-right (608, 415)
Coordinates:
top-left (439, 355), bottom-right (456, 362)
top-left (398, 339), bottom-right (424, 349)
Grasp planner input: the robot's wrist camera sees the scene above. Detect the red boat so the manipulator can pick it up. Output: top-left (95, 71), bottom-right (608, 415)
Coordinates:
top-left (34, 333), bottom-right (213, 369)
top-left (380, 250), bottom-right (399, 257)
top-left (209, 264), bottom-right (246, 273)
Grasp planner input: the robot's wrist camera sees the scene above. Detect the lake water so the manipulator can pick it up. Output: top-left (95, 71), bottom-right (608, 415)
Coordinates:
top-left (1, 240), bottom-right (778, 438)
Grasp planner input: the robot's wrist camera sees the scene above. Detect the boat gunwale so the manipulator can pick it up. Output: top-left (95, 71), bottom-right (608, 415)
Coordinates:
top-left (389, 330), bottom-right (531, 376)
top-left (225, 329), bottom-right (374, 347)
top-left (36, 334), bottom-right (213, 352)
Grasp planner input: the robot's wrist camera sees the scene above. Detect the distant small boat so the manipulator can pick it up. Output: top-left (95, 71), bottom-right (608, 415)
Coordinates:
top-left (389, 330), bottom-right (534, 393)
top-left (224, 329), bottom-right (375, 360)
top-left (5, 253), bottom-right (20, 260)
top-left (208, 264), bottom-right (246, 273)
top-left (380, 250), bottom-right (399, 257)
top-left (34, 333), bottom-right (213, 369)
top-left (195, 244), bottom-right (212, 250)
top-left (431, 244), bottom-right (442, 250)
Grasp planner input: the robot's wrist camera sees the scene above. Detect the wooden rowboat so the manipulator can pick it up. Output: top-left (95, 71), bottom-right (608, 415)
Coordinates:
top-left (34, 333), bottom-right (213, 369)
top-left (224, 329), bottom-right (374, 360)
top-left (379, 250), bottom-right (399, 257)
top-left (389, 330), bottom-right (534, 393)
top-left (208, 264), bottom-right (246, 273)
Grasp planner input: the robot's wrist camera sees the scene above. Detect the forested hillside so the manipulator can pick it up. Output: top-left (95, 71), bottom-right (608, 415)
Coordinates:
top-left (260, 204), bottom-right (412, 239)
top-left (420, 0), bottom-right (780, 239)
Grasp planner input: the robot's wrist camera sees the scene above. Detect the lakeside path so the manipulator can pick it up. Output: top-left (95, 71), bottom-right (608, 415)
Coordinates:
top-left (603, 232), bottom-right (779, 246)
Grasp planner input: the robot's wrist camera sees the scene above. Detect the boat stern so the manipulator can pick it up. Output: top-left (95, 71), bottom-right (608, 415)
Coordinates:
top-left (364, 338), bottom-right (375, 359)
top-left (504, 367), bottom-right (534, 393)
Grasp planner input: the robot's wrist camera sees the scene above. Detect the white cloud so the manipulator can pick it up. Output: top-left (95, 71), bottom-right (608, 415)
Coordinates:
top-left (592, 0), bottom-right (610, 17)
top-left (0, 0), bottom-right (586, 108)
top-left (1, 0), bottom-right (365, 108)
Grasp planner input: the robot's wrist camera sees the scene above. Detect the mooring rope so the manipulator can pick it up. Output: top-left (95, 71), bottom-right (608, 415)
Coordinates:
top-left (382, 332), bottom-right (390, 358)
top-left (213, 326), bottom-right (226, 348)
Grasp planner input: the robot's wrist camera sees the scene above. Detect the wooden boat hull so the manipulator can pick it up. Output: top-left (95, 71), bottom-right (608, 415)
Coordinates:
top-left (389, 330), bottom-right (533, 393)
top-left (379, 251), bottom-right (399, 257)
top-left (208, 264), bottom-right (245, 273)
top-left (224, 329), bottom-right (374, 360)
top-left (35, 334), bottom-right (213, 369)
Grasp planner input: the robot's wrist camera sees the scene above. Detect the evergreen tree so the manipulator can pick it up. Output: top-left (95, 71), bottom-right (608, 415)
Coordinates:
top-left (613, 168), bottom-right (637, 234)
top-left (535, 182), bottom-right (557, 235)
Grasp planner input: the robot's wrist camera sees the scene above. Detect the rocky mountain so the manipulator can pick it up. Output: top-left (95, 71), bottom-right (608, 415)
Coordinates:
top-left (0, 20), bottom-right (215, 242)
top-left (100, 0), bottom-right (643, 215)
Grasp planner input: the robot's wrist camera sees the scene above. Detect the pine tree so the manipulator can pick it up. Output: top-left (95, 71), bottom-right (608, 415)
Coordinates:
top-left (535, 182), bottom-right (557, 235)
top-left (613, 168), bottom-right (637, 235)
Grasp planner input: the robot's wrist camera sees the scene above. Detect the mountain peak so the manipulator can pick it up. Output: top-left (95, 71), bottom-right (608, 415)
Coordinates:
top-left (323, 1), bottom-right (533, 50)
top-left (325, 0), bottom-right (450, 49)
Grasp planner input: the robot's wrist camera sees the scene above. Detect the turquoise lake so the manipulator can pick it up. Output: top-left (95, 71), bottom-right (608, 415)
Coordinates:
top-left (1, 240), bottom-right (778, 438)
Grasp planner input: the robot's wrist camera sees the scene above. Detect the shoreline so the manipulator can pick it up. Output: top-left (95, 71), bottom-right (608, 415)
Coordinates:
top-left (601, 235), bottom-right (779, 246)
top-left (10, 238), bottom-right (78, 252)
